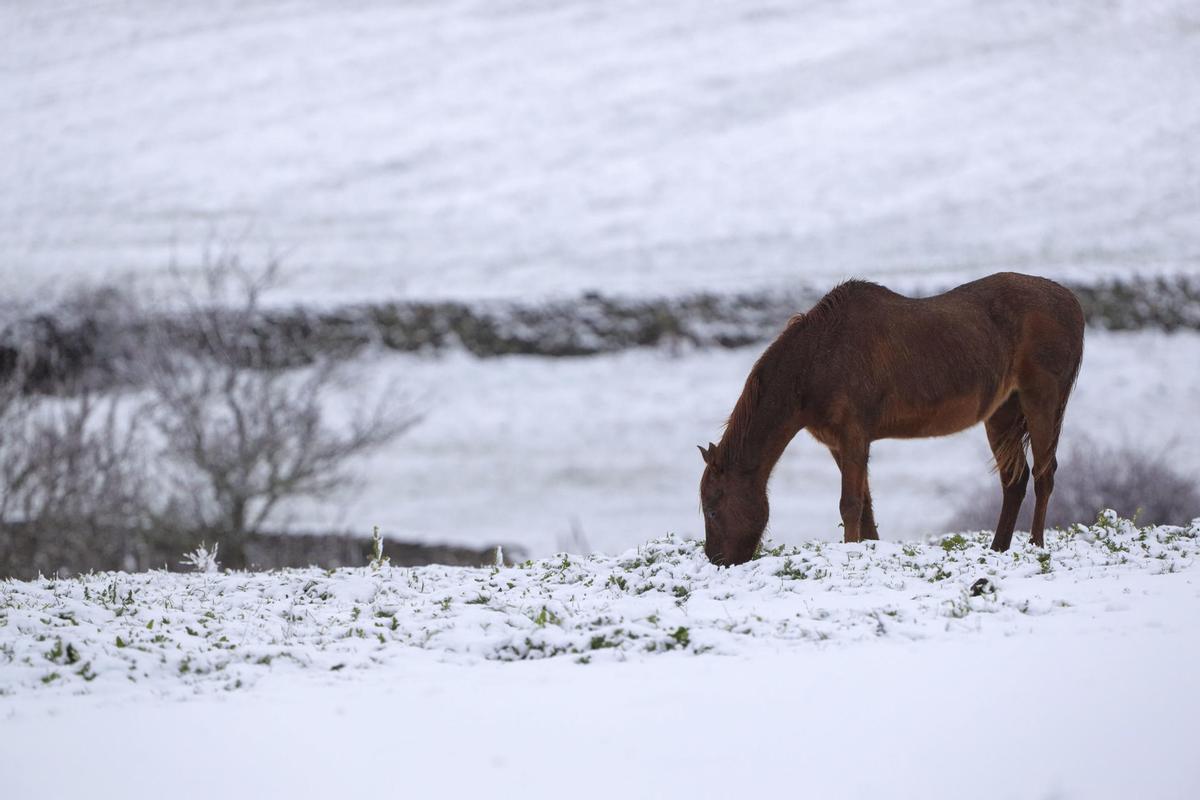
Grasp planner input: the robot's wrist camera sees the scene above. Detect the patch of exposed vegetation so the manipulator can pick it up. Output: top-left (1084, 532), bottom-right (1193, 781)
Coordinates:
top-left (2, 513), bottom-right (1194, 696)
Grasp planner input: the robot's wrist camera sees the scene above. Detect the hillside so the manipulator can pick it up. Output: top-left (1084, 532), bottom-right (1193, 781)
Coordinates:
top-left (3, 0), bottom-right (1199, 303)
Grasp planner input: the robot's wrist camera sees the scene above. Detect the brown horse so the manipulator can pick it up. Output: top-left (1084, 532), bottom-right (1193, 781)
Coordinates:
top-left (699, 272), bottom-right (1084, 565)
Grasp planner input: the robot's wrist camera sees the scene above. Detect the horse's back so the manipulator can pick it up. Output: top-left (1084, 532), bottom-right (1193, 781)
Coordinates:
top-left (953, 272), bottom-right (1084, 376)
top-left (801, 271), bottom-right (1082, 378)
top-left (944, 272), bottom-right (1083, 337)
top-left (801, 273), bottom-right (1083, 438)
top-left (819, 272), bottom-right (1079, 325)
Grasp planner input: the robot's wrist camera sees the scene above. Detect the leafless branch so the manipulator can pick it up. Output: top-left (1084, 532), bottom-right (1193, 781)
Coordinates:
top-left (142, 256), bottom-right (418, 565)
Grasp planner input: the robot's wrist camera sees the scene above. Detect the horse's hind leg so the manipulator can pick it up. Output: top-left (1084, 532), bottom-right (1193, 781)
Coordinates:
top-left (1019, 384), bottom-right (1065, 549)
top-left (984, 394), bottom-right (1030, 551)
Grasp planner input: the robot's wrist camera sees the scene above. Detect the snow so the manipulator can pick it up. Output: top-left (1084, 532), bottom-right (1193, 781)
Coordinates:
top-left (291, 329), bottom-right (1200, 556)
top-left (3, 1), bottom-right (1199, 303)
top-left (2, 4), bottom-right (1198, 795)
top-left (3, 630), bottom-right (1197, 799)
top-left (2, 513), bottom-right (1198, 798)
top-left (5, 512), bottom-right (1195, 686)
top-left (4, 512), bottom-right (1196, 685)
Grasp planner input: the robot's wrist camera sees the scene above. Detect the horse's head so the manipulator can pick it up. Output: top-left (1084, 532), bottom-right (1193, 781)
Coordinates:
top-left (698, 442), bottom-right (768, 566)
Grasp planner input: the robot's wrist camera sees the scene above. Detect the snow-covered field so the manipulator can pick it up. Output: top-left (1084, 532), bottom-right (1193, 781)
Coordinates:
top-left (3, 0), bottom-right (1199, 302)
top-left (4, 3), bottom-right (1199, 796)
top-left (293, 329), bottom-right (1200, 556)
top-left (3, 513), bottom-right (1198, 798)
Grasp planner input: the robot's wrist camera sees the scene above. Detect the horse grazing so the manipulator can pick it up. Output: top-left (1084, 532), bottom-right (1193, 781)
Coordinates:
top-left (699, 272), bottom-right (1084, 565)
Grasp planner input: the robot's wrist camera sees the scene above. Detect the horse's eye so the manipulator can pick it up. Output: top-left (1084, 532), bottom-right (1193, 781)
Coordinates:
top-left (705, 508), bottom-right (716, 520)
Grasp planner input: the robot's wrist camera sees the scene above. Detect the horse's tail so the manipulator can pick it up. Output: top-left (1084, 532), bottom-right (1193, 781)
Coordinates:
top-left (992, 411), bottom-right (1030, 485)
top-left (1035, 293), bottom-right (1086, 479)
top-left (1037, 333), bottom-right (1085, 479)
top-left (992, 349), bottom-right (1083, 483)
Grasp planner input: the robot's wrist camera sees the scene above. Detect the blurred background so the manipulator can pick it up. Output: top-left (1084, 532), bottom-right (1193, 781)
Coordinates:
top-left (2, 0), bottom-right (1198, 576)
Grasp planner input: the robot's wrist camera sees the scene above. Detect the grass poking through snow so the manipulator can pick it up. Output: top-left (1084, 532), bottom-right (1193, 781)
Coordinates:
top-left (0, 511), bottom-right (1195, 696)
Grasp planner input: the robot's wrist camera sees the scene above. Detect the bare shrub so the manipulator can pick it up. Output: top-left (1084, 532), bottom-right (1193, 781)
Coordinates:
top-left (0, 373), bottom-right (161, 578)
top-left (141, 258), bottom-right (418, 567)
top-left (946, 439), bottom-right (1200, 534)
top-left (0, 257), bottom-right (419, 577)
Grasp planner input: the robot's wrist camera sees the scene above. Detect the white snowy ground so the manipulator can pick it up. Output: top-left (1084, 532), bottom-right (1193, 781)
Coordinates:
top-left (2, 513), bottom-right (1197, 798)
top-left (293, 329), bottom-right (1200, 557)
top-left (3, 0), bottom-right (1199, 302)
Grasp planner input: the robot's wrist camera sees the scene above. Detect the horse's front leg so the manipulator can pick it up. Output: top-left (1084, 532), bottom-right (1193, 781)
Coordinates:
top-left (835, 442), bottom-right (870, 543)
top-left (860, 482), bottom-right (879, 540)
top-left (830, 447), bottom-right (877, 541)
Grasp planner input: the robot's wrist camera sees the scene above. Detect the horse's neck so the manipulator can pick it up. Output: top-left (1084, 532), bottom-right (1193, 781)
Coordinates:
top-left (723, 355), bottom-right (808, 484)
top-left (738, 409), bottom-right (805, 485)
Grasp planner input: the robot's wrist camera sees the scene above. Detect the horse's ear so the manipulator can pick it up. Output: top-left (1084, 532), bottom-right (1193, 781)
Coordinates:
top-left (698, 442), bottom-right (718, 466)
top-left (697, 444), bottom-right (710, 465)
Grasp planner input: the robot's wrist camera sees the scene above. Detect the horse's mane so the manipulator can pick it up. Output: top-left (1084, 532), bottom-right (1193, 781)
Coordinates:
top-left (785, 279), bottom-right (871, 328)
top-left (720, 280), bottom-right (874, 464)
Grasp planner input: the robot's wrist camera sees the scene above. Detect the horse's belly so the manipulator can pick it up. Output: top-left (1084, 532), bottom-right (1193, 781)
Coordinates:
top-left (877, 393), bottom-right (986, 439)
